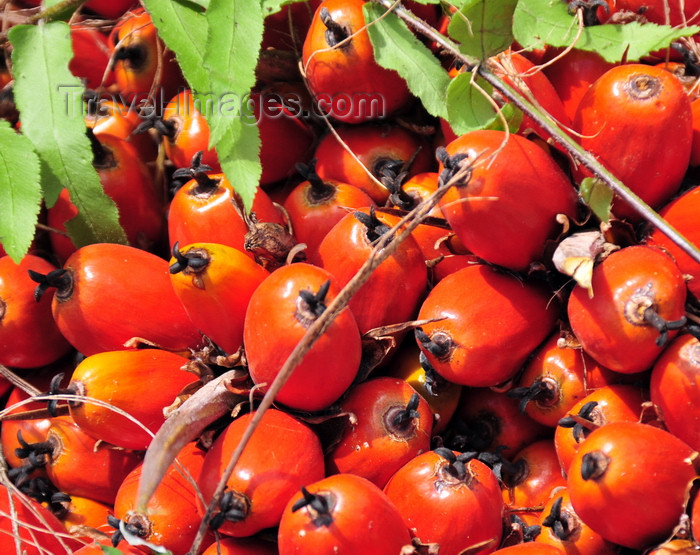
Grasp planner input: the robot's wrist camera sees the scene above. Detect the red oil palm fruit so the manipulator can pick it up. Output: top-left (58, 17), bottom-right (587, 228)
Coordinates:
top-left (108, 8), bottom-right (183, 101)
top-left (58, 349), bottom-right (199, 451)
top-left (313, 122), bottom-right (434, 203)
top-left (14, 416), bottom-right (142, 505)
top-left (553, 384), bottom-right (647, 474)
top-left (302, 0), bottom-right (412, 124)
top-left (415, 263), bottom-right (558, 388)
top-left (0, 254), bottom-right (72, 369)
top-left (501, 439), bottom-right (567, 510)
top-left (278, 473), bottom-right (413, 554)
top-left (572, 63), bottom-right (692, 221)
top-left (283, 160), bottom-right (375, 264)
top-left (243, 262), bottom-right (361, 412)
top-left (113, 442), bottom-right (210, 554)
top-left (507, 333), bottom-right (617, 427)
top-left (326, 376), bottom-right (434, 489)
top-left (169, 242), bottom-right (269, 356)
top-left (198, 408), bottom-right (326, 537)
top-left (167, 159), bottom-right (286, 260)
top-left (535, 488), bottom-right (618, 554)
top-left (567, 245), bottom-right (688, 374)
top-left (645, 184), bottom-right (700, 299)
top-left (567, 421), bottom-right (697, 550)
top-left (650, 333), bottom-right (700, 451)
top-left (30, 243), bottom-right (204, 356)
top-left (438, 130), bottom-right (579, 271)
top-left (316, 206), bottom-right (428, 334)
top-left (383, 448), bottom-right (505, 555)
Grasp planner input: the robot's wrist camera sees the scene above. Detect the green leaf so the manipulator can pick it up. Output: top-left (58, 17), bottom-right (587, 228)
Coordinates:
top-left (513, 0), bottom-right (700, 62)
top-left (142, 0), bottom-right (210, 92)
top-left (580, 177), bottom-right (613, 223)
top-left (203, 0), bottom-right (264, 146)
top-left (99, 547), bottom-right (123, 555)
top-left (448, 0), bottom-right (518, 60)
top-left (0, 121), bottom-right (42, 262)
top-left (445, 72), bottom-right (499, 134)
top-left (9, 22), bottom-right (126, 248)
top-left (364, 3), bottom-right (451, 120)
top-left (195, 1), bottom-right (264, 211)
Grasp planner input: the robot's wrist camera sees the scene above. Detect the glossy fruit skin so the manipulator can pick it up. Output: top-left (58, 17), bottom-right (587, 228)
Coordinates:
top-left (602, 0), bottom-right (700, 28)
top-left (645, 185), bottom-right (700, 299)
top-left (47, 133), bottom-right (166, 263)
top-left (502, 440), bottom-right (567, 510)
top-left (553, 384), bottom-right (647, 475)
top-left (169, 242), bottom-right (269, 355)
top-left (283, 176), bottom-right (375, 263)
top-left (48, 243), bottom-right (204, 356)
top-left (383, 450), bottom-right (505, 555)
top-left (0, 483), bottom-right (80, 554)
top-left (690, 98), bottom-right (700, 167)
top-left (67, 349), bottom-right (199, 450)
top-left (535, 488), bottom-right (618, 555)
top-left (567, 245), bottom-right (687, 374)
top-left (513, 333), bottom-right (615, 427)
top-left (387, 341), bottom-right (462, 434)
top-left (439, 130), bottom-right (579, 271)
top-left (445, 387), bottom-right (549, 460)
top-left (573, 64), bottom-right (692, 220)
top-left (489, 50), bottom-right (572, 145)
top-left (313, 123), bottom-right (434, 203)
top-left (650, 334), bottom-right (700, 450)
top-left (492, 545), bottom-right (564, 554)
top-left (58, 495), bottom-right (114, 540)
top-left (38, 417), bottom-right (143, 504)
top-left (109, 8), bottom-right (183, 101)
top-left (198, 408), bottom-right (325, 537)
top-left (69, 25), bottom-right (114, 90)
top-left (416, 263), bottom-right (558, 388)
top-left (0, 255), bottom-right (71, 368)
top-left (114, 442), bottom-right (208, 554)
top-left (567, 421), bottom-right (697, 550)
top-left (542, 48), bottom-right (616, 122)
top-left (167, 172), bottom-right (285, 260)
top-left (316, 208), bottom-right (428, 334)
top-left (278, 473), bottom-right (412, 554)
top-left (202, 536), bottom-right (279, 555)
top-left (326, 377), bottom-right (434, 489)
top-left (302, 0), bottom-right (411, 124)
top-left (243, 263), bottom-right (361, 411)
top-left (162, 91), bottom-right (220, 171)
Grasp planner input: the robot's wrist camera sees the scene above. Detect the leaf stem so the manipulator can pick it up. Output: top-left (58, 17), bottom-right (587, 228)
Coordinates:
top-left (370, 0), bottom-right (700, 266)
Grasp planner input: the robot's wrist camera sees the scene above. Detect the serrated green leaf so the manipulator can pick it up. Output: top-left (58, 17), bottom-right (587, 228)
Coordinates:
top-left (9, 22), bottom-right (126, 248)
top-left (216, 117), bottom-right (262, 212)
top-left (142, 0), bottom-right (210, 92)
top-left (0, 121), bottom-right (42, 262)
top-left (364, 3), bottom-right (451, 120)
top-left (513, 0), bottom-right (700, 62)
top-left (203, 0), bottom-right (264, 147)
top-left (445, 72), bottom-right (498, 134)
top-left (448, 0), bottom-right (518, 60)
top-left (580, 177), bottom-right (613, 223)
